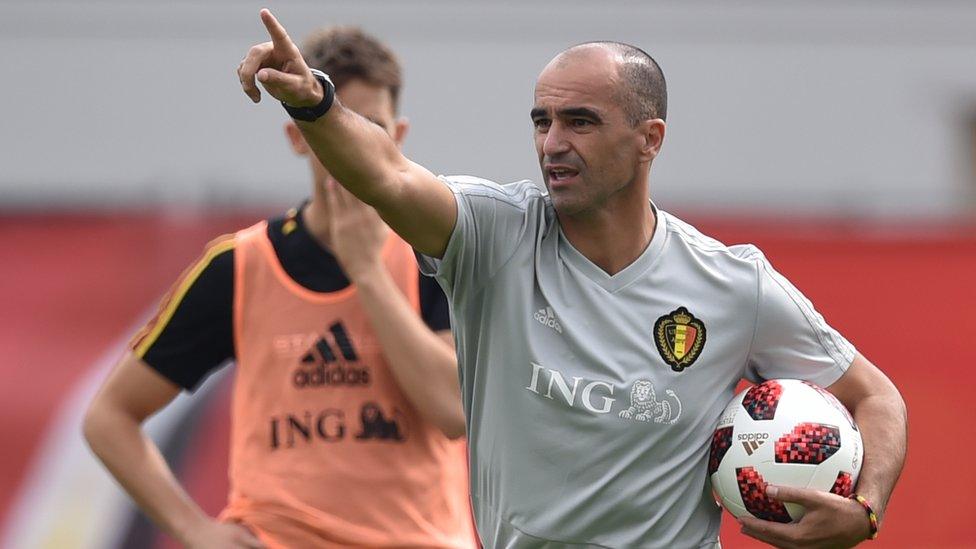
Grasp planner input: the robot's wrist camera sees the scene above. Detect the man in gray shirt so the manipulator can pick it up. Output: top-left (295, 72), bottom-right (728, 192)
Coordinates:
top-left (238, 10), bottom-right (906, 547)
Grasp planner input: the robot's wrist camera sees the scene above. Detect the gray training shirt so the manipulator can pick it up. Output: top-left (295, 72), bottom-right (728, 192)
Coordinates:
top-left (418, 177), bottom-right (856, 548)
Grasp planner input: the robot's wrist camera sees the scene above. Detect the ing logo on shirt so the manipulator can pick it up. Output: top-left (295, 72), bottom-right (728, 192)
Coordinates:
top-left (356, 402), bottom-right (406, 441)
top-left (268, 402), bottom-right (408, 450)
top-left (618, 380), bottom-right (682, 424)
top-left (524, 362), bottom-right (683, 425)
top-left (292, 321), bottom-right (371, 388)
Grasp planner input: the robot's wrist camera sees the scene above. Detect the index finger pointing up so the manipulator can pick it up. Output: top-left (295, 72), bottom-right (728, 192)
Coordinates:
top-left (260, 8), bottom-right (292, 48)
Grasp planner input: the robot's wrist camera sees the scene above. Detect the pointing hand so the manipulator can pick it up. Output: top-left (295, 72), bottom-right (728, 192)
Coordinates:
top-left (237, 9), bottom-right (323, 107)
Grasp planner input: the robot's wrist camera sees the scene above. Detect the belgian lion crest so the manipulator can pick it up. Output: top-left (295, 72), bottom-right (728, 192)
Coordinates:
top-left (618, 380), bottom-right (682, 425)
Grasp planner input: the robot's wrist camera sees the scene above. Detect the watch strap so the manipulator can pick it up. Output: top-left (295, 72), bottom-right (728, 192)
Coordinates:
top-left (282, 69), bottom-right (336, 122)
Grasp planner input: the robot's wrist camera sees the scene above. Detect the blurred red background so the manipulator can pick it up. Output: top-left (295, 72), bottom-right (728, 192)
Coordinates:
top-left (1, 212), bottom-right (972, 548)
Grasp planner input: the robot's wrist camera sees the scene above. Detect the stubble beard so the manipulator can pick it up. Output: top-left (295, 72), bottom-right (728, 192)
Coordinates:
top-left (548, 177), bottom-right (600, 219)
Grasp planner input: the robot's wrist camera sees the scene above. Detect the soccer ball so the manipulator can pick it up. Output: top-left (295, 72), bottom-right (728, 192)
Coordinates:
top-left (708, 379), bottom-right (862, 523)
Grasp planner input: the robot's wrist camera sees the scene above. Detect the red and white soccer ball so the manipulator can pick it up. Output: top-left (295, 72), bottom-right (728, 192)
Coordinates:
top-left (708, 379), bottom-right (862, 523)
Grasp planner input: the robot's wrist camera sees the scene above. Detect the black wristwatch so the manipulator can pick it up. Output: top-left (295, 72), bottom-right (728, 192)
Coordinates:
top-left (282, 69), bottom-right (336, 122)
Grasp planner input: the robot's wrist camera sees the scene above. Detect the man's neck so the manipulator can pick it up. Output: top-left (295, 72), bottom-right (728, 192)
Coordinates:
top-left (557, 189), bottom-right (656, 276)
top-left (301, 189), bottom-right (333, 250)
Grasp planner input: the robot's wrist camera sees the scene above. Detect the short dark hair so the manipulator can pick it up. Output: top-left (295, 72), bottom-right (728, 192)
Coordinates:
top-left (300, 27), bottom-right (403, 112)
top-left (577, 41), bottom-right (667, 125)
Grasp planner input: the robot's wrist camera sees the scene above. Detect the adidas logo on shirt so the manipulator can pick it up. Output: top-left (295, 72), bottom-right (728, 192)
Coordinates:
top-left (293, 322), bottom-right (370, 388)
top-left (534, 306), bottom-right (563, 334)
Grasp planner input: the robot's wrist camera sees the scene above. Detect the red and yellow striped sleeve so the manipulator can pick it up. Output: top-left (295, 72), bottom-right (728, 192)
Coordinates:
top-left (129, 234), bottom-right (237, 358)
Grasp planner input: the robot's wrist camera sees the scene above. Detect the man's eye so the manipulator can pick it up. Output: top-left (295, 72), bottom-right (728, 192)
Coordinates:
top-left (571, 119), bottom-right (592, 128)
top-left (533, 119), bottom-right (551, 130)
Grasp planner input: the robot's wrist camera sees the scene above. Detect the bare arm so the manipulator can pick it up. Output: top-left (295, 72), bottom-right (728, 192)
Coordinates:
top-left (83, 352), bottom-right (263, 549)
top-left (326, 185), bottom-right (464, 438)
top-left (826, 352), bottom-right (907, 522)
top-left (238, 9), bottom-right (456, 257)
top-left (356, 272), bottom-right (465, 438)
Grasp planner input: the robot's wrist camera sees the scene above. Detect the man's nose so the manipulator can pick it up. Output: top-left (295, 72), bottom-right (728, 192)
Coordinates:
top-left (542, 123), bottom-right (571, 156)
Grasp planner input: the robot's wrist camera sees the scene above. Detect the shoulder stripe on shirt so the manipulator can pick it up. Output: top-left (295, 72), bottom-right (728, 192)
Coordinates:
top-left (130, 234), bottom-right (236, 357)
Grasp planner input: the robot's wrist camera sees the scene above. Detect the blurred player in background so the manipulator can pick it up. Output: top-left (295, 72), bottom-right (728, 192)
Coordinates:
top-left (84, 27), bottom-right (475, 548)
top-left (236, 10), bottom-right (907, 548)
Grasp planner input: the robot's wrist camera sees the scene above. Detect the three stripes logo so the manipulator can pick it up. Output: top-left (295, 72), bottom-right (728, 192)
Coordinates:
top-left (738, 433), bottom-right (769, 456)
top-left (742, 439), bottom-right (765, 456)
top-left (303, 322), bottom-right (358, 363)
top-left (293, 322), bottom-right (371, 388)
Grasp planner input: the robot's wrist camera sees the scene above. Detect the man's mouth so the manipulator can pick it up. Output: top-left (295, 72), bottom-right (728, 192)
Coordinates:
top-left (547, 167), bottom-right (580, 183)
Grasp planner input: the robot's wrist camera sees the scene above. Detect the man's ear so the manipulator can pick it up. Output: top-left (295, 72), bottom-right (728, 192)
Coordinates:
top-left (638, 118), bottom-right (666, 163)
top-left (284, 121), bottom-right (310, 155)
top-left (392, 117), bottom-right (410, 148)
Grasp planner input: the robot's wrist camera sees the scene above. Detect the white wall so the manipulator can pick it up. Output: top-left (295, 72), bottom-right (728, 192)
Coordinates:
top-left (2, 1), bottom-right (975, 218)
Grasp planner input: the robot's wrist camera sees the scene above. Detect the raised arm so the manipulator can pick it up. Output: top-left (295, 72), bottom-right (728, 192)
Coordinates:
top-left (238, 9), bottom-right (456, 258)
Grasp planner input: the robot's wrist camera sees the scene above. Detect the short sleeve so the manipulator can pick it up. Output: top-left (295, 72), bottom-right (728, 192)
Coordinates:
top-left (129, 236), bottom-right (236, 391)
top-left (417, 176), bottom-right (540, 296)
top-left (745, 254), bottom-right (856, 387)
